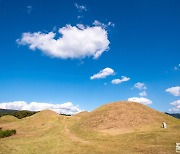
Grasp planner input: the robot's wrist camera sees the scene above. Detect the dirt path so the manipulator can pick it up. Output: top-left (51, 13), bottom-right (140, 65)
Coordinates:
top-left (62, 116), bottom-right (90, 144)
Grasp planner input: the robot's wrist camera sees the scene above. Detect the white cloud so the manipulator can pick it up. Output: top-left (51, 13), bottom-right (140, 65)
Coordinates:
top-left (111, 76), bottom-right (130, 84)
top-left (128, 97), bottom-right (152, 105)
top-left (165, 86), bottom-right (180, 96)
top-left (93, 20), bottom-right (115, 29)
top-left (0, 101), bottom-right (82, 115)
top-left (134, 82), bottom-right (147, 90)
top-left (74, 3), bottom-right (87, 12)
top-left (17, 24), bottom-right (110, 59)
top-left (169, 100), bottom-right (180, 113)
top-left (90, 67), bottom-right (115, 80)
top-left (139, 91), bottom-right (147, 97)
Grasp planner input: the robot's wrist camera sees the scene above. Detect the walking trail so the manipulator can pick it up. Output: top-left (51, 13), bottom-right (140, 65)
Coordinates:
top-left (62, 116), bottom-right (90, 144)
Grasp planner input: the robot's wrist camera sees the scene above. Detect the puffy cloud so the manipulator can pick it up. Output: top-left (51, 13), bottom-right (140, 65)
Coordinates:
top-left (128, 97), bottom-right (152, 105)
top-left (0, 101), bottom-right (82, 115)
top-left (111, 76), bottom-right (130, 84)
top-left (134, 82), bottom-right (147, 90)
top-left (165, 86), bottom-right (180, 96)
top-left (139, 91), bottom-right (147, 97)
top-left (74, 3), bottom-right (87, 12)
top-left (90, 67), bottom-right (115, 80)
top-left (17, 24), bottom-right (110, 59)
top-left (169, 100), bottom-right (180, 113)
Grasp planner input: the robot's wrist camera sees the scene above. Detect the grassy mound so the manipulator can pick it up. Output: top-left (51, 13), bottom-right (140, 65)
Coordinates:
top-left (0, 115), bottom-right (19, 123)
top-left (79, 101), bottom-right (178, 131)
top-left (19, 110), bottom-right (61, 129)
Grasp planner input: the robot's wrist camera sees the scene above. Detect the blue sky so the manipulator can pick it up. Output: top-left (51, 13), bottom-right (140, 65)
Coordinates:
top-left (0, 0), bottom-right (179, 114)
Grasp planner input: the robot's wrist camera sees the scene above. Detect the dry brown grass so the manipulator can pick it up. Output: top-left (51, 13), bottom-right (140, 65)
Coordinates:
top-left (78, 102), bottom-right (178, 133)
top-left (74, 111), bottom-right (89, 117)
top-left (0, 115), bottom-right (19, 124)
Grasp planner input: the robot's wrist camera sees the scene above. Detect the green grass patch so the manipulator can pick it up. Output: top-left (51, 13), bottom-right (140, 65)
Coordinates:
top-left (0, 129), bottom-right (16, 138)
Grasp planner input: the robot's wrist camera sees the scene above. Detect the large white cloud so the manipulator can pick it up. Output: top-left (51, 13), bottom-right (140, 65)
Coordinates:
top-left (111, 76), bottom-right (130, 84)
top-left (17, 24), bottom-right (110, 59)
top-left (169, 100), bottom-right (180, 113)
top-left (128, 97), bottom-right (152, 105)
top-left (0, 101), bottom-right (82, 115)
top-left (134, 82), bottom-right (147, 90)
top-left (165, 86), bottom-right (180, 96)
top-left (90, 67), bottom-right (115, 80)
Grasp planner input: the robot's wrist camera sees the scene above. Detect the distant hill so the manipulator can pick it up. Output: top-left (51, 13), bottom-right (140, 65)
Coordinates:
top-left (0, 115), bottom-right (19, 123)
top-left (165, 112), bottom-right (180, 119)
top-left (0, 109), bottom-right (19, 114)
top-left (74, 111), bottom-right (89, 117)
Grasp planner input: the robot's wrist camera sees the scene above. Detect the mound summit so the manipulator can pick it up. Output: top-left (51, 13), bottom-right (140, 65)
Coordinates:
top-left (0, 115), bottom-right (19, 123)
top-left (78, 101), bottom-right (177, 131)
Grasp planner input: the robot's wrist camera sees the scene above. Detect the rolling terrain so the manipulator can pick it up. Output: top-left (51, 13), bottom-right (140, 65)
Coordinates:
top-left (0, 101), bottom-right (180, 154)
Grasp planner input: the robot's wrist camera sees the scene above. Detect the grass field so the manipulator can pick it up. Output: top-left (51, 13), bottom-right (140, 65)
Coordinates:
top-left (0, 102), bottom-right (180, 154)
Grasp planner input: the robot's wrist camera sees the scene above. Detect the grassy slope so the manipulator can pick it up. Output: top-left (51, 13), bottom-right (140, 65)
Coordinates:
top-left (69, 116), bottom-right (180, 154)
top-left (0, 104), bottom-right (180, 154)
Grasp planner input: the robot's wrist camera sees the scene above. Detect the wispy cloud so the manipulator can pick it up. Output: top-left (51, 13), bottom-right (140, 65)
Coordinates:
top-left (77, 15), bottom-right (83, 19)
top-left (93, 20), bottom-right (115, 29)
top-left (90, 67), bottom-right (115, 80)
top-left (74, 3), bottom-right (87, 12)
top-left (0, 101), bottom-right (82, 115)
top-left (111, 76), bottom-right (130, 84)
top-left (139, 91), bottom-right (147, 97)
top-left (174, 64), bottom-right (180, 71)
top-left (17, 23), bottom-right (110, 59)
top-left (134, 82), bottom-right (147, 90)
top-left (27, 5), bottom-right (33, 14)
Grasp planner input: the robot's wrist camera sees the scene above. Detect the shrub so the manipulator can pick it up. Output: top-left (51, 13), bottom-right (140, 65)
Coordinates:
top-left (0, 109), bottom-right (38, 119)
top-left (13, 111), bottom-right (37, 119)
top-left (0, 129), bottom-right (16, 138)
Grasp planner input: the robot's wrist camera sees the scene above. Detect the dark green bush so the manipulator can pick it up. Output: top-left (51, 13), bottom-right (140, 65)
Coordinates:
top-left (13, 110), bottom-right (37, 119)
top-left (0, 129), bottom-right (16, 138)
top-left (0, 109), bottom-right (38, 119)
